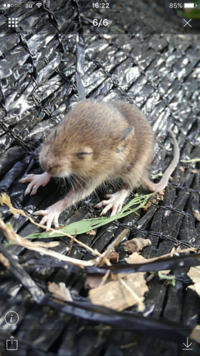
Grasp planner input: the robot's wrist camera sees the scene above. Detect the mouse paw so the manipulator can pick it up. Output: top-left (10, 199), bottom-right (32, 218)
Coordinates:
top-left (95, 189), bottom-right (130, 217)
top-left (20, 172), bottom-right (51, 196)
top-left (34, 208), bottom-right (61, 230)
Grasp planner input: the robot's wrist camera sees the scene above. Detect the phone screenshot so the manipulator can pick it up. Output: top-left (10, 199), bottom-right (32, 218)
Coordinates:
top-left (0, 1), bottom-right (200, 355)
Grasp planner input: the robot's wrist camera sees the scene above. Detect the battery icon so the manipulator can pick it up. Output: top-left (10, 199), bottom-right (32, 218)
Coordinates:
top-left (184, 3), bottom-right (198, 8)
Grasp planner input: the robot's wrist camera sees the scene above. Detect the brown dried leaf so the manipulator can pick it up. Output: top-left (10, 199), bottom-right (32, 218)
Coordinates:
top-left (85, 274), bottom-right (104, 290)
top-left (48, 282), bottom-right (73, 302)
top-left (188, 267), bottom-right (200, 296)
top-left (125, 252), bottom-right (148, 264)
top-left (193, 211), bottom-right (200, 222)
top-left (123, 238), bottom-right (151, 254)
top-left (187, 267), bottom-right (200, 296)
top-left (188, 283), bottom-right (200, 296)
top-left (179, 166), bottom-right (185, 172)
top-left (89, 272), bottom-right (148, 311)
top-left (190, 325), bottom-right (200, 344)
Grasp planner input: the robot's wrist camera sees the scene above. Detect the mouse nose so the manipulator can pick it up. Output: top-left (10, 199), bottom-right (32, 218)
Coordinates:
top-left (40, 159), bottom-right (57, 174)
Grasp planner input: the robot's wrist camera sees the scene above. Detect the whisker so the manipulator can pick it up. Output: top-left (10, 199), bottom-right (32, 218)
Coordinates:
top-left (74, 175), bottom-right (84, 190)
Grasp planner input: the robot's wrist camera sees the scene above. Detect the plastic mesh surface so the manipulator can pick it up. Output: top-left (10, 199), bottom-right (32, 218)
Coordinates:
top-left (0, 1), bottom-right (200, 355)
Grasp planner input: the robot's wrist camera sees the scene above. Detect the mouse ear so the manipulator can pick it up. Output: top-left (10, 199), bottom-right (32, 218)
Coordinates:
top-left (117, 127), bottom-right (135, 153)
top-left (121, 127), bottom-right (135, 141)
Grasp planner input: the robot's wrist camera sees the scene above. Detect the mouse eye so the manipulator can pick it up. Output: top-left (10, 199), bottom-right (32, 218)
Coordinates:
top-left (76, 151), bottom-right (93, 159)
top-left (76, 147), bottom-right (93, 158)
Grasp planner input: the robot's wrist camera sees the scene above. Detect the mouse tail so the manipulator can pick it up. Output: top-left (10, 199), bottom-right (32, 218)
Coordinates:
top-left (142, 130), bottom-right (180, 192)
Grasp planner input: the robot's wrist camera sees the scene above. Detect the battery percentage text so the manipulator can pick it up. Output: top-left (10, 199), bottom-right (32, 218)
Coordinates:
top-left (169, 3), bottom-right (183, 8)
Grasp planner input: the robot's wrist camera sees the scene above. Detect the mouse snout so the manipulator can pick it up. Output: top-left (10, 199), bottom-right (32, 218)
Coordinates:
top-left (40, 159), bottom-right (59, 176)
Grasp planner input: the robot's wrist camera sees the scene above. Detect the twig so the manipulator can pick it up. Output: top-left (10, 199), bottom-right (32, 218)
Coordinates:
top-left (143, 247), bottom-right (197, 263)
top-left (67, 235), bottom-right (76, 256)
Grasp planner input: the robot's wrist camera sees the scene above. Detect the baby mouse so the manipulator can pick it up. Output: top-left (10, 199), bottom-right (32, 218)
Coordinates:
top-left (20, 100), bottom-right (180, 229)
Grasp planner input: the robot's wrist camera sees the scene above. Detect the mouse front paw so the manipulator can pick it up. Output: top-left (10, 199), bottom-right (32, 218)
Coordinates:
top-left (34, 208), bottom-right (61, 230)
top-left (20, 172), bottom-right (51, 195)
top-left (33, 200), bottom-right (64, 230)
top-left (95, 189), bottom-right (130, 217)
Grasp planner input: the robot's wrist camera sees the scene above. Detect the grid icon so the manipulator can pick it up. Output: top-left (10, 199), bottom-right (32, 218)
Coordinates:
top-left (8, 18), bottom-right (18, 27)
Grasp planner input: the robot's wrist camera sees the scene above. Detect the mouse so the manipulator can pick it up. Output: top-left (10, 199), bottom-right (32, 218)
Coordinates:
top-left (20, 100), bottom-right (180, 229)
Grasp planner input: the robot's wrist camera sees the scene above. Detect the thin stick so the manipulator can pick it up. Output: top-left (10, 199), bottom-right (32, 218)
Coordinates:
top-left (142, 247), bottom-right (197, 264)
top-left (67, 235), bottom-right (76, 256)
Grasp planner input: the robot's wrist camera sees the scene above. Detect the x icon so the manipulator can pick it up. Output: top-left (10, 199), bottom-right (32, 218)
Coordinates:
top-left (183, 19), bottom-right (192, 27)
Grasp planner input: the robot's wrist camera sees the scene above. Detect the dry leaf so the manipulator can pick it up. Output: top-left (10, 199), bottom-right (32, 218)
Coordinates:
top-left (179, 166), bottom-right (185, 172)
top-left (85, 274), bottom-right (104, 289)
top-left (190, 325), bottom-right (200, 344)
top-left (188, 267), bottom-right (200, 283)
top-left (193, 211), bottom-right (200, 222)
top-left (90, 253), bottom-right (149, 311)
top-left (89, 272), bottom-right (148, 311)
top-left (125, 252), bottom-right (148, 264)
top-left (191, 169), bottom-right (198, 174)
top-left (48, 282), bottom-right (73, 302)
top-left (187, 267), bottom-right (200, 296)
top-left (123, 238), bottom-right (151, 254)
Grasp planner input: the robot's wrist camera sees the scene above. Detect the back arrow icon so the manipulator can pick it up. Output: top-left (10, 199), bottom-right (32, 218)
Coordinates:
top-left (183, 337), bottom-right (192, 349)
